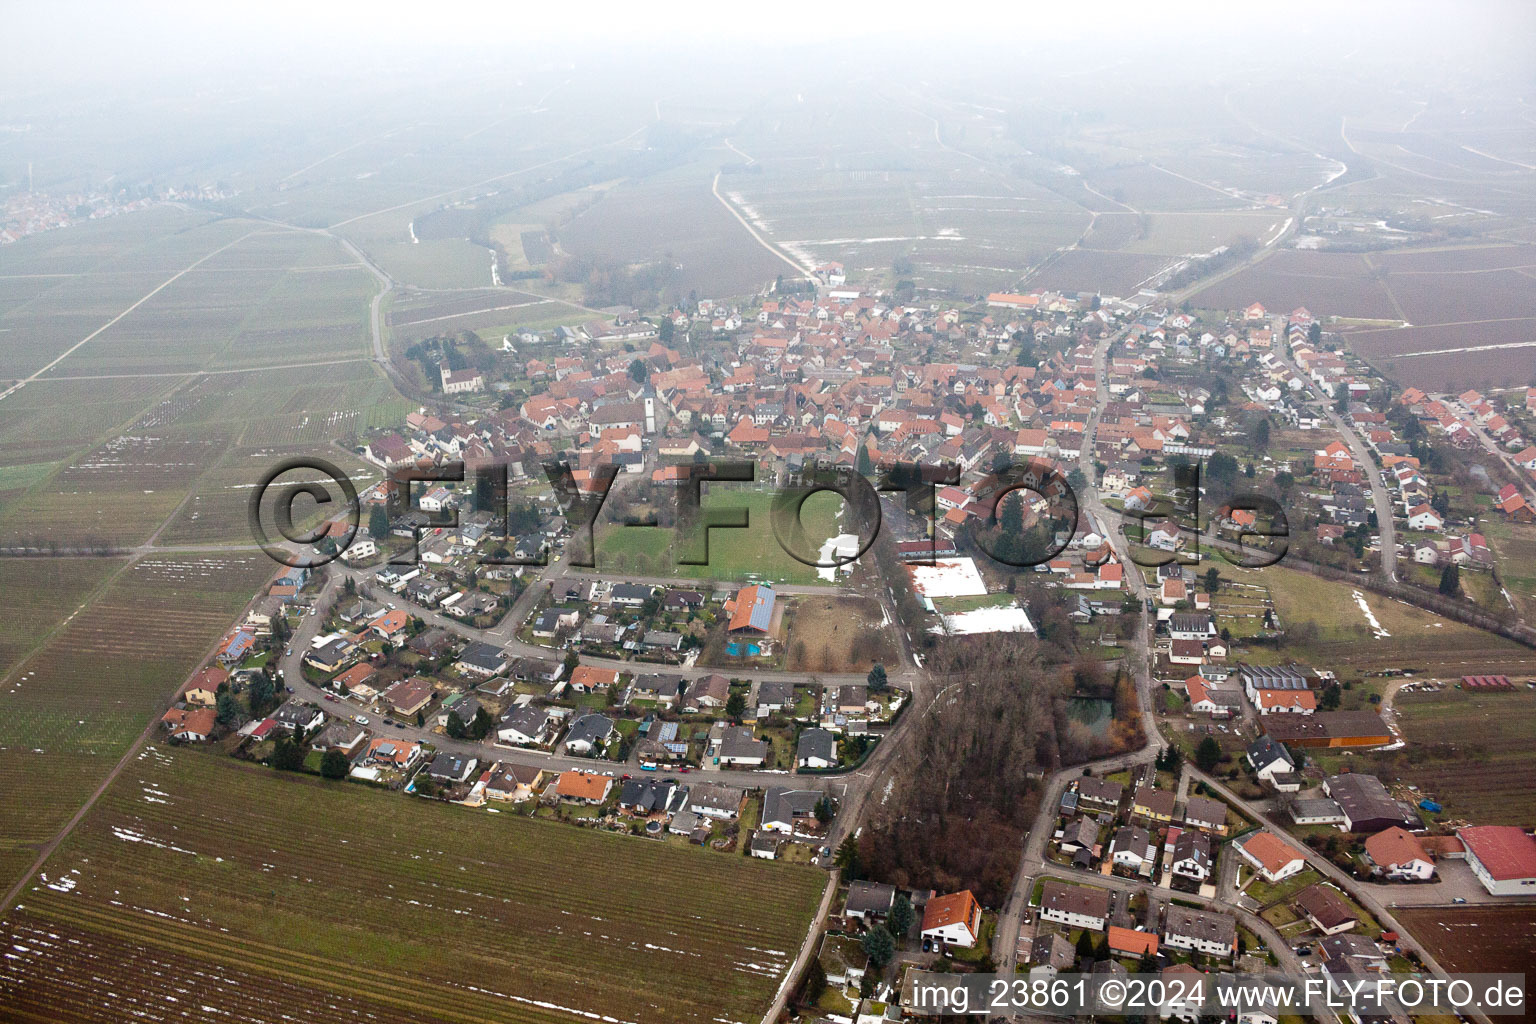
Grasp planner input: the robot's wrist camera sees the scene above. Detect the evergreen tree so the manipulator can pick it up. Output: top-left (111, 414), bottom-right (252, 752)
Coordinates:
top-left (861, 925), bottom-right (896, 968)
top-left (833, 834), bottom-right (860, 878)
top-left (888, 895), bottom-right (915, 938)
top-left (866, 663), bottom-right (889, 692)
top-left (215, 691), bottom-right (241, 727)
top-left (1195, 735), bottom-right (1223, 772)
top-left (1439, 563), bottom-right (1461, 596)
top-left (320, 750), bottom-right (351, 779)
top-left (272, 737), bottom-right (305, 772)
top-left (368, 505), bottom-right (388, 541)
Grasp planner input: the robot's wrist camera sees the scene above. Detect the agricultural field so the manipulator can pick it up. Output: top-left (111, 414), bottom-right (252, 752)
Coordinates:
top-left (1248, 565), bottom-right (1536, 678)
top-left (0, 747), bottom-right (826, 1024)
top-left (1393, 906), bottom-right (1536, 975)
top-left (1345, 318), bottom-right (1536, 391)
top-left (154, 445), bottom-right (381, 548)
top-left (0, 558), bottom-right (127, 679)
top-left (1190, 250), bottom-right (1404, 321)
top-left (557, 162), bottom-right (791, 300)
top-left (1023, 249), bottom-right (1174, 297)
top-left (1360, 689), bottom-right (1536, 825)
top-left (594, 489), bottom-right (844, 585)
top-left (0, 554), bottom-right (274, 893)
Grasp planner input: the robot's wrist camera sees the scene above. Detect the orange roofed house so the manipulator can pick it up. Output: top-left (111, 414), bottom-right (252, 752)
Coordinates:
top-left (1234, 830), bottom-right (1307, 883)
top-left (725, 584), bottom-right (776, 637)
top-left (920, 889), bottom-right (983, 948)
top-left (556, 769), bottom-right (614, 805)
top-left (1107, 925), bottom-right (1159, 958)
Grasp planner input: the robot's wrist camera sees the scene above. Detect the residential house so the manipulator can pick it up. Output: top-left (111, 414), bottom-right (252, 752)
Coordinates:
top-left (425, 752), bottom-right (479, 784)
top-left (682, 673), bottom-right (729, 711)
top-left (1169, 831), bottom-right (1213, 882)
top-left (497, 705), bottom-right (552, 746)
top-left (1038, 880), bottom-right (1109, 931)
top-left (563, 713), bottom-right (614, 756)
top-left (1234, 830), bottom-right (1307, 883)
top-left (1111, 825), bottom-right (1153, 870)
top-left (451, 641), bottom-right (506, 681)
top-left (555, 769), bottom-right (613, 805)
top-left (484, 762), bottom-right (544, 802)
top-left (1107, 926), bottom-right (1158, 959)
top-left (1132, 786), bottom-right (1176, 823)
top-left (1182, 795), bottom-right (1228, 834)
top-left (270, 699), bottom-right (326, 735)
top-left (384, 677), bottom-right (435, 718)
top-left (1162, 906), bottom-right (1237, 959)
top-left (711, 724), bottom-right (768, 766)
top-left (1363, 827), bottom-right (1434, 881)
top-left (761, 787), bottom-right (821, 834)
top-left (1294, 884), bottom-right (1357, 936)
top-left (688, 781), bottom-right (745, 819)
top-left (796, 728), bottom-right (837, 769)
top-left (920, 890), bottom-right (983, 949)
top-left (844, 880), bottom-right (896, 921)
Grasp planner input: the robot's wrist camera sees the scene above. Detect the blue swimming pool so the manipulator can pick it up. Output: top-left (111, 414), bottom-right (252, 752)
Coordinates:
top-left (726, 641), bottom-right (761, 657)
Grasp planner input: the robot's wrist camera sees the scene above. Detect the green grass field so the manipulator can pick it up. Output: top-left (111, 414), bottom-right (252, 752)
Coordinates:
top-left (2, 747), bottom-right (826, 1024)
top-left (595, 489), bottom-right (844, 584)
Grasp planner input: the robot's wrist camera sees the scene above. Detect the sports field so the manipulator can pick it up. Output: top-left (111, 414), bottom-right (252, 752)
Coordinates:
top-left (595, 488), bottom-right (844, 584)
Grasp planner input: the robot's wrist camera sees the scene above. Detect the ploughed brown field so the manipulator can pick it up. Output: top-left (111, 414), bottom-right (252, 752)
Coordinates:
top-left (1392, 906), bottom-right (1536, 974)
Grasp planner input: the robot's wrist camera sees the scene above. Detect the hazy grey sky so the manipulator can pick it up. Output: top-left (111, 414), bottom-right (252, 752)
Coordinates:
top-left (6, 0), bottom-right (1531, 95)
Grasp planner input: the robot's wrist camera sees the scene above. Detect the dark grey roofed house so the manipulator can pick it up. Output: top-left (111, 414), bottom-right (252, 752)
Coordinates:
top-left (843, 880), bottom-right (896, 920)
top-left (1246, 735), bottom-right (1294, 772)
top-left (441, 694), bottom-right (483, 730)
top-left (761, 786), bottom-right (821, 832)
top-left (456, 642), bottom-right (509, 676)
top-left (642, 630), bottom-right (684, 651)
top-left (610, 583), bottom-right (656, 606)
top-left (425, 752), bottom-right (478, 783)
top-left (497, 705), bottom-right (550, 745)
top-left (564, 713), bottom-right (614, 755)
top-left (1167, 612), bottom-right (1216, 637)
top-left (310, 720), bottom-right (367, 756)
top-left (796, 728), bottom-right (837, 768)
top-left (715, 725), bottom-right (768, 765)
top-left (633, 673), bottom-right (684, 701)
top-left (1031, 932), bottom-right (1075, 970)
top-left (271, 699), bottom-right (325, 734)
top-left (756, 679), bottom-right (794, 710)
top-left (688, 781), bottom-right (745, 818)
top-left (532, 608), bottom-right (570, 634)
top-left (618, 777), bottom-right (677, 814)
top-left (663, 589), bottom-right (706, 610)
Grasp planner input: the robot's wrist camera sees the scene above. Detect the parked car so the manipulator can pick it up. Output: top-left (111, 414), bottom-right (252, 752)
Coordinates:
top-left (1452, 897), bottom-right (1468, 904)
top-left (355, 715), bottom-right (370, 725)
